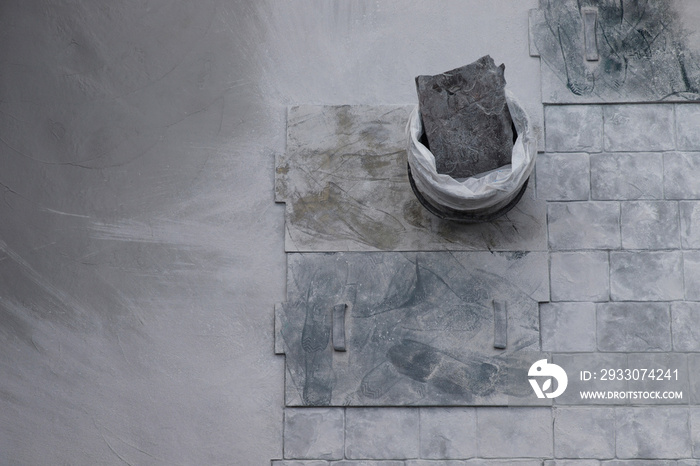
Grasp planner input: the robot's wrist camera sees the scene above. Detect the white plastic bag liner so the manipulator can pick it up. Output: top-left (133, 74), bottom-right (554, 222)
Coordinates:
top-left (407, 89), bottom-right (537, 212)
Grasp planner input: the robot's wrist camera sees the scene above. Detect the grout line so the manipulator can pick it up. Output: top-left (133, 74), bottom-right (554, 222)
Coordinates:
top-left (674, 103), bottom-right (679, 150)
top-left (535, 157), bottom-right (541, 200)
top-left (682, 246), bottom-right (687, 302)
top-left (613, 404), bottom-right (618, 459)
top-left (545, 197), bottom-right (551, 251)
top-left (663, 151), bottom-right (667, 200)
top-left (688, 357), bottom-right (693, 416)
top-left (587, 152), bottom-right (592, 201)
top-left (282, 408), bottom-right (286, 460)
top-left (538, 302), bottom-right (544, 351)
top-left (617, 201), bottom-right (622, 251)
top-left (666, 301), bottom-right (674, 354)
top-left (548, 248), bottom-right (553, 304)
top-left (607, 249), bottom-right (612, 302)
top-left (678, 200), bottom-right (683, 251)
top-left (689, 401), bottom-right (694, 458)
top-left (417, 407), bottom-right (422, 460)
top-left (595, 301), bottom-right (602, 353)
top-left (670, 300), bottom-right (676, 352)
top-left (475, 407), bottom-right (481, 458)
top-left (543, 104), bottom-right (549, 154)
top-left (472, 407), bottom-right (478, 460)
top-left (551, 405), bottom-right (556, 460)
top-left (600, 104), bottom-right (606, 153)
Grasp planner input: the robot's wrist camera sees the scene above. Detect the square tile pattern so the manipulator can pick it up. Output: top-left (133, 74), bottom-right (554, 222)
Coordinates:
top-left (277, 101), bottom-right (700, 463)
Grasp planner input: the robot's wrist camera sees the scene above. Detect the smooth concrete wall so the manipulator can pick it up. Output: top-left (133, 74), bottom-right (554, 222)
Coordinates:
top-left (0, 1), bottom-right (539, 464)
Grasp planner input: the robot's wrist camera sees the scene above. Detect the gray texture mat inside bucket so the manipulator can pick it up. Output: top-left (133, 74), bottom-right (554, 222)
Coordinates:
top-left (406, 89), bottom-right (537, 222)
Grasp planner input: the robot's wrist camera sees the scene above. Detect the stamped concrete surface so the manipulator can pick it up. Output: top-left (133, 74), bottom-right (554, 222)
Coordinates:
top-left (530, 0), bottom-right (700, 103)
top-left (278, 105), bottom-right (546, 252)
top-left (278, 70), bottom-right (700, 465)
top-left (277, 251), bottom-right (548, 406)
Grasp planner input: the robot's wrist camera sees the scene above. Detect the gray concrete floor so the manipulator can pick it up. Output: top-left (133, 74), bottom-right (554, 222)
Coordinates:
top-left (0, 1), bottom-right (540, 464)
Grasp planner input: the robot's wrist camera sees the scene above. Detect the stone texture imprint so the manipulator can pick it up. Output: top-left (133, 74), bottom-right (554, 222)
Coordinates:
top-left (277, 105), bottom-right (546, 252)
top-left (276, 251), bottom-right (549, 406)
top-left (530, 0), bottom-right (700, 103)
top-left (276, 99), bottom-right (700, 463)
top-left (415, 56), bottom-right (513, 178)
top-left (277, 17), bottom-right (700, 458)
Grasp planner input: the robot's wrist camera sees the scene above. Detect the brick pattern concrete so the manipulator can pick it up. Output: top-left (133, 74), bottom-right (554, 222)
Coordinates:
top-left (596, 303), bottom-right (672, 352)
top-left (620, 201), bottom-right (680, 249)
top-left (277, 405), bottom-right (700, 462)
top-left (546, 105), bottom-right (603, 153)
top-left (681, 202), bottom-right (700, 248)
top-left (332, 462), bottom-right (405, 466)
top-left (559, 356), bottom-right (628, 407)
top-left (545, 461), bottom-right (601, 466)
top-left (677, 105), bottom-right (700, 150)
top-left (603, 105), bottom-right (675, 152)
top-left (665, 153), bottom-right (700, 199)
top-left (684, 251), bottom-right (700, 300)
top-left (273, 461), bottom-right (330, 466)
top-left (604, 462), bottom-right (678, 466)
top-left (548, 202), bottom-right (620, 250)
top-left (476, 408), bottom-right (553, 458)
top-left (284, 408), bottom-right (345, 460)
top-left (688, 356), bottom-right (700, 404)
top-left (672, 303), bottom-right (700, 351)
top-left (550, 251), bottom-right (610, 302)
top-left (278, 101), bottom-right (700, 464)
top-left (610, 252), bottom-right (683, 301)
top-left (419, 408), bottom-right (477, 459)
top-left (536, 152), bottom-right (590, 201)
top-left (554, 408), bottom-right (615, 458)
top-left (590, 153), bottom-right (664, 200)
top-left (406, 462), bottom-right (543, 466)
top-left (626, 353), bottom-right (689, 405)
top-left (616, 407), bottom-right (691, 458)
top-left (407, 462), bottom-right (543, 466)
top-left (345, 408), bottom-right (420, 460)
top-left (541, 302), bottom-right (597, 352)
